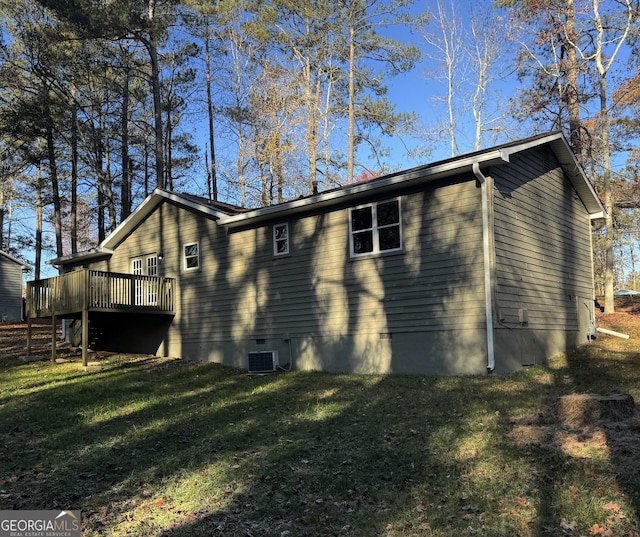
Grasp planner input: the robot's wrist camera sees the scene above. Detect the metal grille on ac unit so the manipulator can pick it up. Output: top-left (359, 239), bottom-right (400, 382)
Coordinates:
top-left (247, 351), bottom-right (279, 373)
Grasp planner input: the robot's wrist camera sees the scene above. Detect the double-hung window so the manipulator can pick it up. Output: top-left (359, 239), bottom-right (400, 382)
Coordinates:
top-left (183, 242), bottom-right (200, 271)
top-left (349, 199), bottom-right (402, 257)
top-left (273, 223), bottom-right (289, 256)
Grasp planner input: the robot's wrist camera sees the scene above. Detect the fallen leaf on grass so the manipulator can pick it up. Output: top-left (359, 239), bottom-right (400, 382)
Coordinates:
top-left (560, 518), bottom-right (576, 531)
top-left (589, 523), bottom-right (614, 536)
top-left (603, 502), bottom-right (620, 513)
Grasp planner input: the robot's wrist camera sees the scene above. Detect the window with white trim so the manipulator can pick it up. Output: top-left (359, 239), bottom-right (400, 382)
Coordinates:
top-left (183, 242), bottom-right (200, 270)
top-left (273, 223), bottom-right (289, 256)
top-left (349, 199), bottom-right (402, 257)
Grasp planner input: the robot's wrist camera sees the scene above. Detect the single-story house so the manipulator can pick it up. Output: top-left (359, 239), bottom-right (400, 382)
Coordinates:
top-left (26, 132), bottom-right (605, 374)
top-left (0, 249), bottom-right (27, 323)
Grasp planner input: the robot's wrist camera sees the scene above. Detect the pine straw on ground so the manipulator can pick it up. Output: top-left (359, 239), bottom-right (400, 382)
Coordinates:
top-left (0, 322), bottom-right (56, 358)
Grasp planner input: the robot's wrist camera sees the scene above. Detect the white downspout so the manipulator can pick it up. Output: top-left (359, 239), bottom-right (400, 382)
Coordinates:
top-left (472, 162), bottom-right (495, 373)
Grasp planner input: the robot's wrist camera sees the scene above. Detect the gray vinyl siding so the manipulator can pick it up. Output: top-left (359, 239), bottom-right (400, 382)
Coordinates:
top-left (0, 254), bottom-right (23, 322)
top-left (87, 179), bottom-right (488, 374)
top-left (226, 182), bottom-right (484, 335)
top-left (491, 147), bottom-right (594, 330)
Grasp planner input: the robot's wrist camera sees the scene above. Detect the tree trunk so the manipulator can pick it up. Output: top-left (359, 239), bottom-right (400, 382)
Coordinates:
top-left (45, 122), bottom-right (63, 258)
top-left (565, 0), bottom-right (581, 156)
top-left (0, 187), bottom-right (4, 251)
top-left (205, 18), bottom-right (217, 201)
top-left (165, 102), bottom-right (173, 191)
top-left (70, 97), bottom-right (78, 254)
top-left (144, 145), bottom-right (150, 197)
top-left (104, 134), bottom-right (117, 232)
top-left (347, 17), bottom-right (355, 184)
top-left (121, 63), bottom-right (132, 220)
top-left (149, 38), bottom-right (165, 189)
top-left (303, 54), bottom-right (318, 193)
top-left (140, 0), bottom-right (165, 189)
top-left (97, 134), bottom-right (106, 243)
top-left (601, 72), bottom-right (615, 313)
top-left (35, 163), bottom-right (42, 280)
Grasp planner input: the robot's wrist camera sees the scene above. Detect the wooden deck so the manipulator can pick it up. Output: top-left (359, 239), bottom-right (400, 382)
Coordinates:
top-left (25, 269), bottom-right (175, 318)
top-left (25, 270), bottom-right (175, 367)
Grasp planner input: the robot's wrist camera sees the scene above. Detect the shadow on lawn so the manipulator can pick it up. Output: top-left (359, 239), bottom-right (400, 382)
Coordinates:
top-left (1, 340), bottom-right (639, 537)
top-left (564, 340), bottom-right (640, 531)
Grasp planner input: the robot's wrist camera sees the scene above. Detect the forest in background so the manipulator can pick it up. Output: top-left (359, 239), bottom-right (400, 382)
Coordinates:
top-left (0, 0), bottom-right (638, 312)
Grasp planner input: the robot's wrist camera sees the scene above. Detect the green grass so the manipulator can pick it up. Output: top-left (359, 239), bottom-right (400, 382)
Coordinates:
top-left (1, 321), bottom-right (640, 537)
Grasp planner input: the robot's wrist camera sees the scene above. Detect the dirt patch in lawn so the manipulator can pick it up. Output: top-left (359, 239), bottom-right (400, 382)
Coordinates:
top-left (508, 392), bottom-right (640, 471)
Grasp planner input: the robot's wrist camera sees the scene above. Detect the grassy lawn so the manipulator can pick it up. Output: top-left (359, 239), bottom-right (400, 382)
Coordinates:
top-left (1, 317), bottom-right (640, 537)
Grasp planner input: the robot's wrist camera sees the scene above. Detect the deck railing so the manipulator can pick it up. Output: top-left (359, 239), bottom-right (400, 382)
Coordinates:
top-left (25, 269), bottom-right (175, 318)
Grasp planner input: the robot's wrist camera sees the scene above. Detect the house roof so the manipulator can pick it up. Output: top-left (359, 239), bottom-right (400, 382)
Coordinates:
top-left (49, 132), bottom-right (605, 267)
top-left (50, 190), bottom-right (247, 267)
top-left (0, 249), bottom-right (28, 270)
top-left (100, 189), bottom-right (246, 251)
top-left (49, 247), bottom-right (114, 266)
top-left (218, 131), bottom-right (605, 228)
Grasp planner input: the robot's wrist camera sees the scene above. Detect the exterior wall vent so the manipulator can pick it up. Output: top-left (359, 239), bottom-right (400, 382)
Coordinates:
top-left (248, 350), bottom-right (279, 373)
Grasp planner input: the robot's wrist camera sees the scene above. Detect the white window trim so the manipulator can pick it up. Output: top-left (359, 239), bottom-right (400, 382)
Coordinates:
top-left (273, 222), bottom-right (290, 256)
top-left (349, 198), bottom-right (403, 258)
top-left (183, 242), bottom-right (200, 271)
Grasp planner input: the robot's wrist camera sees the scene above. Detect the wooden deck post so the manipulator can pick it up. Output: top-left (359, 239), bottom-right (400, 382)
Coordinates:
top-left (26, 318), bottom-right (32, 356)
top-left (82, 308), bottom-right (89, 367)
top-left (51, 315), bottom-right (57, 363)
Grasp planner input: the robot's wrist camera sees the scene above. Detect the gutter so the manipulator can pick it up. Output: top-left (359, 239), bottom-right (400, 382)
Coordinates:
top-left (218, 150), bottom-right (510, 229)
top-left (472, 162), bottom-right (496, 373)
top-left (48, 246), bottom-right (114, 268)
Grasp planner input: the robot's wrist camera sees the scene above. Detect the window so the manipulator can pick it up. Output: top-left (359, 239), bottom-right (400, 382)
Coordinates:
top-left (273, 223), bottom-right (289, 256)
top-left (349, 199), bottom-right (402, 257)
top-left (183, 242), bottom-right (200, 270)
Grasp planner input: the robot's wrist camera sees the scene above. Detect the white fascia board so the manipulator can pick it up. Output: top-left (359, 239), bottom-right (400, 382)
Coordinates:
top-left (545, 135), bottom-right (606, 219)
top-left (50, 189), bottom-right (232, 267)
top-left (101, 189), bottom-right (226, 250)
top-left (47, 247), bottom-right (115, 267)
top-left (219, 150), bottom-right (510, 229)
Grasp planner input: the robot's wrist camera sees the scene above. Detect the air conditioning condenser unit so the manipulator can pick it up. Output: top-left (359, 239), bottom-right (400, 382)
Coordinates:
top-left (248, 350), bottom-right (279, 373)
